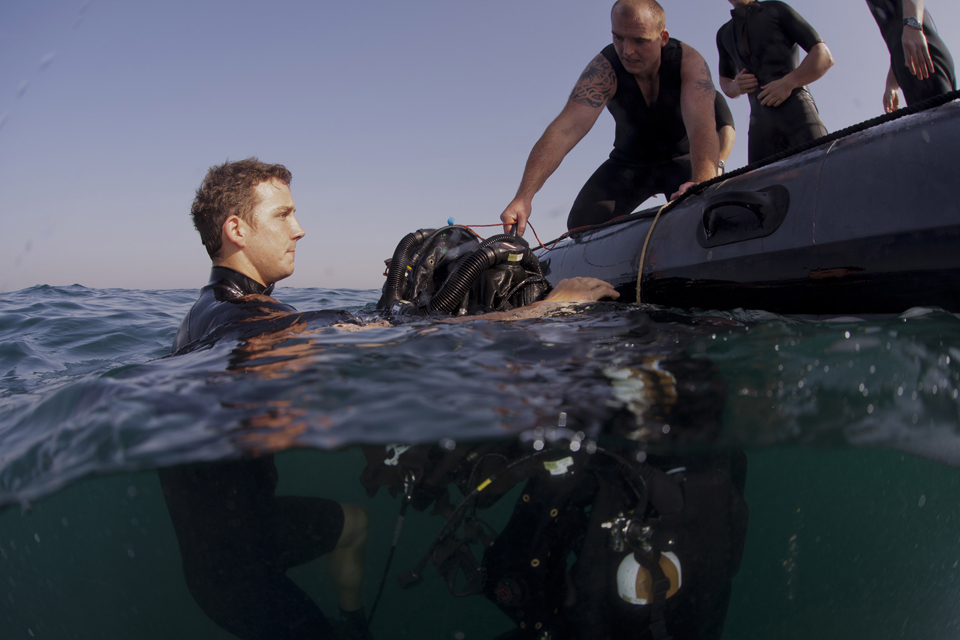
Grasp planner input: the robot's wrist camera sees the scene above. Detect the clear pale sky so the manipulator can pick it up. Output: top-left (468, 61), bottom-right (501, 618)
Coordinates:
top-left (2, 0), bottom-right (957, 292)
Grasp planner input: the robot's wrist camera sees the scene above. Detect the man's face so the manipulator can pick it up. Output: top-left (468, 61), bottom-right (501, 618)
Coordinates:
top-left (243, 179), bottom-right (304, 286)
top-left (611, 8), bottom-right (668, 76)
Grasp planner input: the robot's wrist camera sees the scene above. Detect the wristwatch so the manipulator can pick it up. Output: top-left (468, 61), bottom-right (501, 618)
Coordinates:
top-left (903, 16), bottom-right (923, 31)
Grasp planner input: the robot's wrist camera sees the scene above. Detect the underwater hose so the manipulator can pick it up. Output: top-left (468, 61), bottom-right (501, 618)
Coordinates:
top-left (365, 471), bottom-right (417, 634)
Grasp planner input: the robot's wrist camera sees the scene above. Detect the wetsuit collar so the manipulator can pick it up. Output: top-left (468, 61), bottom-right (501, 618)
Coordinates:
top-left (731, 1), bottom-right (762, 18)
top-left (207, 266), bottom-right (276, 298)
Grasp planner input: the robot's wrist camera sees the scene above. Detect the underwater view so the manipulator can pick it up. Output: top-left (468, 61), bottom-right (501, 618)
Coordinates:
top-left (3, 284), bottom-right (960, 639)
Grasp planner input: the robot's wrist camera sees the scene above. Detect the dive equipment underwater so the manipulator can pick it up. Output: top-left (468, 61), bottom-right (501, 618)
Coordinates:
top-left (377, 225), bottom-right (551, 316)
top-left (358, 438), bottom-right (747, 640)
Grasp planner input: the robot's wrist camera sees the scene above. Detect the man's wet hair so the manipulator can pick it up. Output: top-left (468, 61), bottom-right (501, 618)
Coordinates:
top-left (191, 158), bottom-right (293, 259)
top-left (612, 0), bottom-right (666, 32)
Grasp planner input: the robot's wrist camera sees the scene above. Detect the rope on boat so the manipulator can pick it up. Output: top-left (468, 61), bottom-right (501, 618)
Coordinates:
top-left (636, 200), bottom-right (674, 304)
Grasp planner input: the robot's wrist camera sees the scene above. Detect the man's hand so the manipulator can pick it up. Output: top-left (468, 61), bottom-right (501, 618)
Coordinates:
top-left (734, 69), bottom-right (759, 95)
top-left (757, 76), bottom-right (795, 107)
top-left (501, 198), bottom-right (532, 236)
top-left (902, 27), bottom-right (934, 80)
top-left (883, 64), bottom-right (901, 112)
top-left (883, 86), bottom-right (900, 112)
top-left (543, 277), bottom-right (620, 303)
top-left (670, 182), bottom-right (697, 201)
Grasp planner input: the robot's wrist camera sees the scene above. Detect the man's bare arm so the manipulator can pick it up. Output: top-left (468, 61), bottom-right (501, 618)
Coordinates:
top-left (673, 46), bottom-right (719, 199)
top-left (445, 277), bottom-right (620, 322)
top-left (757, 42), bottom-right (834, 107)
top-left (902, 0), bottom-right (934, 80)
top-left (500, 53), bottom-right (616, 235)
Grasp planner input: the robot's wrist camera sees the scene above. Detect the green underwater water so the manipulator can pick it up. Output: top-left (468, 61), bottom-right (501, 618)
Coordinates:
top-left (2, 445), bottom-right (959, 640)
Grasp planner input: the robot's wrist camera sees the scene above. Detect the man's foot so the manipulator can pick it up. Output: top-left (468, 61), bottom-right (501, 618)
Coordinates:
top-left (334, 607), bottom-right (375, 640)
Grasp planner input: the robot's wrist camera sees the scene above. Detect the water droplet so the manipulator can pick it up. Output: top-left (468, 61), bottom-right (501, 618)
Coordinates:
top-left (454, 632), bottom-right (466, 640)
top-left (844, 331), bottom-right (851, 339)
top-left (918, 495), bottom-right (927, 508)
top-left (33, 534), bottom-right (39, 543)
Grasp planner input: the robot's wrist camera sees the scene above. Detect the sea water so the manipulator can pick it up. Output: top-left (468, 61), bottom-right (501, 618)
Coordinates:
top-left (2, 285), bottom-right (960, 639)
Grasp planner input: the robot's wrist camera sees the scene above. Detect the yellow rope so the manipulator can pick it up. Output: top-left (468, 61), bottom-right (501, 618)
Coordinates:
top-left (636, 201), bottom-right (674, 304)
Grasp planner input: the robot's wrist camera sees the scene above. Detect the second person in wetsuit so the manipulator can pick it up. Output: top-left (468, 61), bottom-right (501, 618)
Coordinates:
top-left (717, 0), bottom-right (834, 164)
top-left (866, 0), bottom-right (956, 112)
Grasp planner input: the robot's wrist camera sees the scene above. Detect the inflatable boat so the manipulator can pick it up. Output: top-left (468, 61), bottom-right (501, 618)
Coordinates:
top-left (536, 96), bottom-right (960, 315)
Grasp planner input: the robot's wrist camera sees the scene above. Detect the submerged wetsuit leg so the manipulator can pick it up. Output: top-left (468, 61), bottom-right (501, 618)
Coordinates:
top-left (567, 158), bottom-right (690, 230)
top-left (159, 459), bottom-right (345, 639)
top-left (747, 89), bottom-right (827, 164)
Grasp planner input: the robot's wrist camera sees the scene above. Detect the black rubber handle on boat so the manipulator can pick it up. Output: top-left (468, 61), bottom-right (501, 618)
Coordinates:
top-left (701, 191), bottom-right (771, 239)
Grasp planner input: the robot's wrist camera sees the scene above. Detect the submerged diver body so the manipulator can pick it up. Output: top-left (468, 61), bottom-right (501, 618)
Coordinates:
top-left (866, 0), bottom-right (956, 112)
top-left (717, 0), bottom-right (834, 163)
top-left (370, 227), bottom-right (749, 640)
top-left (159, 159), bottom-right (372, 640)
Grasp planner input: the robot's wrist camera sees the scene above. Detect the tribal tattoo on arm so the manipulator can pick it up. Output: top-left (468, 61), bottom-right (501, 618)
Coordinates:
top-left (569, 53), bottom-right (617, 108)
top-left (696, 58), bottom-right (717, 97)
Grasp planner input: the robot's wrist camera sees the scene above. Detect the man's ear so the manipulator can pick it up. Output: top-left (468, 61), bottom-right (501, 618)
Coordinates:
top-left (660, 29), bottom-right (669, 46)
top-left (221, 214), bottom-right (247, 250)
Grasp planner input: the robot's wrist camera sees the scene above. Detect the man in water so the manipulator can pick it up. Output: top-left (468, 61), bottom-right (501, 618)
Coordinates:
top-left (159, 158), bottom-right (373, 640)
top-left (717, 0), bottom-right (834, 164)
top-left (866, 0), bottom-right (956, 112)
top-left (500, 0), bottom-right (721, 236)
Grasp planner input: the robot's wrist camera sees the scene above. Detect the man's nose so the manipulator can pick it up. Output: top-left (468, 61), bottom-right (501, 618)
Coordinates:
top-left (291, 215), bottom-right (305, 240)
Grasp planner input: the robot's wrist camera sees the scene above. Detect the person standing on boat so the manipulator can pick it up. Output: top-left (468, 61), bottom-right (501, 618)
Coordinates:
top-left (716, 0), bottom-right (834, 164)
top-left (159, 158), bottom-right (374, 640)
top-left (500, 0), bottom-right (721, 236)
top-left (866, 0), bottom-right (956, 112)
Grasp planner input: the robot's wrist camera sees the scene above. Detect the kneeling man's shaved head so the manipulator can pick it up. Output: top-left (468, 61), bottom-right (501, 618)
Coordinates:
top-left (612, 0), bottom-right (666, 31)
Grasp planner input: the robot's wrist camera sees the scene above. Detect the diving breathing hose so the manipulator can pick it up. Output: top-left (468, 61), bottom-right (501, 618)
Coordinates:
top-left (364, 471), bottom-right (416, 634)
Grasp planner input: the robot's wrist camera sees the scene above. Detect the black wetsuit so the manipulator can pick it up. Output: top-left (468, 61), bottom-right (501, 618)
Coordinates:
top-left (568, 39), bottom-right (733, 230)
top-left (717, 0), bottom-right (828, 164)
top-left (160, 266), bottom-right (346, 640)
top-left (866, 0), bottom-right (956, 105)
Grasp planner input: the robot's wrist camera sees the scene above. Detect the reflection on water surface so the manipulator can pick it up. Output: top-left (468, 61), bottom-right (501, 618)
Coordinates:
top-left (2, 286), bottom-right (960, 638)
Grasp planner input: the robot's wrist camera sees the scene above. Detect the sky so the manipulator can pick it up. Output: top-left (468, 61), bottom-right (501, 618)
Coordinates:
top-left (2, 0), bottom-right (958, 292)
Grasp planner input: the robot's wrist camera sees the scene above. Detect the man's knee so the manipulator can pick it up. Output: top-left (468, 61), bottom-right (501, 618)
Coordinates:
top-left (337, 503), bottom-right (369, 548)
